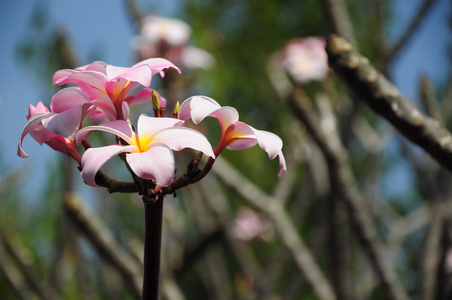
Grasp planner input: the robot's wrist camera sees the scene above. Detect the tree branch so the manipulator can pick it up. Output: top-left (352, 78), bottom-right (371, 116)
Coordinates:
top-left (326, 35), bottom-right (452, 172)
top-left (0, 236), bottom-right (34, 300)
top-left (420, 75), bottom-right (443, 123)
top-left (123, 0), bottom-right (143, 32)
top-left (286, 88), bottom-right (408, 300)
top-left (63, 193), bottom-right (142, 298)
top-left (2, 229), bottom-right (59, 300)
top-left (422, 202), bottom-right (445, 300)
top-left (212, 157), bottom-right (337, 300)
top-left (320, 0), bottom-right (357, 47)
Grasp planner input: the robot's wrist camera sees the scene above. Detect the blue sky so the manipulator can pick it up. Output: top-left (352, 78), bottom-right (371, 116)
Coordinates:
top-left (0, 0), bottom-right (450, 201)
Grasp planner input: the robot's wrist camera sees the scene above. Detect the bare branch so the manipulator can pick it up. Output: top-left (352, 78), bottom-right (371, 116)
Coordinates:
top-left (326, 35), bottom-right (452, 172)
top-left (420, 75), bottom-right (443, 123)
top-left (287, 88), bottom-right (408, 300)
top-left (123, 0), bottom-right (143, 32)
top-left (62, 193), bottom-right (142, 298)
top-left (320, 0), bottom-right (358, 47)
top-left (422, 203), bottom-right (445, 300)
top-left (212, 157), bottom-right (337, 300)
top-left (0, 238), bottom-right (35, 300)
top-left (2, 230), bottom-right (59, 300)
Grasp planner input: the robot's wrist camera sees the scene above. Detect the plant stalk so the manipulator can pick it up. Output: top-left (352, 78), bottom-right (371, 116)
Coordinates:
top-left (142, 198), bottom-right (164, 300)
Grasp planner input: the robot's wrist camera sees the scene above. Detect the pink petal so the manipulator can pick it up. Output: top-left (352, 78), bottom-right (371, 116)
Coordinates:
top-left (126, 143), bottom-right (175, 186)
top-left (91, 97), bottom-right (118, 121)
top-left (50, 87), bottom-right (91, 113)
top-left (107, 58), bottom-right (181, 87)
top-left (223, 122), bottom-right (287, 177)
top-left (211, 107), bottom-right (240, 131)
top-left (125, 88), bottom-right (167, 106)
top-left (123, 82), bottom-right (141, 99)
top-left (105, 78), bottom-right (132, 100)
top-left (250, 128), bottom-right (283, 160)
top-left (53, 70), bottom-right (108, 94)
top-left (179, 96), bottom-right (221, 122)
top-left (17, 112), bottom-right (54, 157)
top-left (223, 122), bottom-right (257, 150)
top-left (42, 105), bottom-right (85, 139)
top-left (153, 127), bottom-right (215, 157)
top-left (76, 120), bottom-right (135, 145)
top-left (179, 96), bottom-right (239, 129)
top-left (111, 64), bottom-right (154, 87)
top-left (28, 102), bottom-right (50, 117)
top-left (52, 69), bottom-right (74, 84)
top-left (277, 151), bottom-right (287, 177)
top-left (121, 101), bottom-right (130, 121)
top-left (226, 138), bottom-right (258, 150)
top-left (76, 61), bottom-right (108, 73)
top-left (87, 110), bottom-right (108, 123)
top-left (132, 57), bottom-right (181, 74)
top-left (105, 65), bottom-right (130, 79)
top-left (76, 81), bottom-right (107, 99)
top-left (81, 145), bottom-right (137, 187)
top-left (250, 127), bottom-right (287, 177)
top-left (137, 114), bottom-right (183, 139)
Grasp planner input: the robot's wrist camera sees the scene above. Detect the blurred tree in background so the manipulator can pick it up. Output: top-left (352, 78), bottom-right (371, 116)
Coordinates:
top-left (1, 0), bottom-right (451, 299)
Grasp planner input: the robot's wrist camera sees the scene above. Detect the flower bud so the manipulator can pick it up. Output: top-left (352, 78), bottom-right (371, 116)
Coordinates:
top-left (173, 101), bottom-right (181, 118)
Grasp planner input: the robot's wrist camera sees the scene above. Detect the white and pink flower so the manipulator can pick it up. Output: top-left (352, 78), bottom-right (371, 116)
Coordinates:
top-left (76, 114), bottom-right (215, 187)
top-left (179, 96), bottom-right (286, 177)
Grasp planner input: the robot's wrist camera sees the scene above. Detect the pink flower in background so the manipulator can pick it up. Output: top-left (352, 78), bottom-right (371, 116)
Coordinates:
top-left (179, 96), bottom-right (286, 177)
top-left (179, 46), bottom-right (215, 70)
top-left (132, 15), bottom-right (215, 71)
top-left (76, 114), bottom-right (215, 187)
top-left (53, 58), bottom-right (180, 120)
top-left (134, 15), bottom-right (192, 49)
top-left (278, 37), bottom-right (328, 84)
top-left (17, 102), bottom-right (81, 163)
top-left (231, 209), bottom-right (274, 241)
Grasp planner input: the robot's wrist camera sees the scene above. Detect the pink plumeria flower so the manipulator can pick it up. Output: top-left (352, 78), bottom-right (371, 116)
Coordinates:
top-left (22, 87), bottom-right (94, 142)
top-left (76, 114), bottom-right (215, 187)
top-left (179, 96), bottom-right (286, 177)
top-left (231, 209), bottom-right (274, 241)
top-left (17, 101), bottom-right (81, 164)
top-left (279, 37), bottom-right (328, 84)
top-left (133, 15), bottom-right (192, 50)
top-left (52, 58), bottom-right (180, 120)
top-left (179, 46), bottom-right (215, 70)
top-left (132, 15), bottom-right (215, 71)
top-left (18, 87), bottom-right (94, 157)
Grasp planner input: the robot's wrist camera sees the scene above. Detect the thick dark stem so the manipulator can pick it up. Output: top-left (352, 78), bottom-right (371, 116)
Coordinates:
top-left (142, 198), bottom-right (164, 300)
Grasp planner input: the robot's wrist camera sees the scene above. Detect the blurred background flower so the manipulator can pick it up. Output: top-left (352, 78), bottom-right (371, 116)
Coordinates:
top-left (277, 37), bottom-right (329, 84)
top-left (132, 15), bottom-right (215, 71)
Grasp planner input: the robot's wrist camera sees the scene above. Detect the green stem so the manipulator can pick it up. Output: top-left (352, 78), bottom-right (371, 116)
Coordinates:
top-left (142, 198), bottom-right (164, 300)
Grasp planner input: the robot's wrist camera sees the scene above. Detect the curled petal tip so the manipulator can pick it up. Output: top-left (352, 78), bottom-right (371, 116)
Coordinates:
top-left (277, 151), bottom-right (287, 177)
top-left (17, 145), bottom-right (29, 158)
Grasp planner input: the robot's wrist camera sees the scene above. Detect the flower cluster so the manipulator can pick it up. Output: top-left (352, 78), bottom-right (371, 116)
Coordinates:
top-left (18, 58), bottom-right (286, 195)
